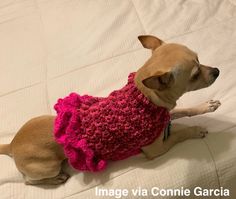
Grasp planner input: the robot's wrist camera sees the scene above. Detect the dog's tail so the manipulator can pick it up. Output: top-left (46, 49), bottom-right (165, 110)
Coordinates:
top-left (0, 144), bottom-right (11, 156)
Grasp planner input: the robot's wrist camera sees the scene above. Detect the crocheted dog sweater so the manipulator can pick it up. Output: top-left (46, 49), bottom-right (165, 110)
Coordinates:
top-left (54, 73), bottom-right (170, 172)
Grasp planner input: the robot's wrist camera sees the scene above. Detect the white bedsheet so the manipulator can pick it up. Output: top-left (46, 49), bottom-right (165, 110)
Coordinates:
top-left (0, 0), bottom-right (235, 198)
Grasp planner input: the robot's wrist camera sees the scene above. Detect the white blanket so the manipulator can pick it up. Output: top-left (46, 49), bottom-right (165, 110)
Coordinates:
top-left (0, 0), bottom-right (235, 198)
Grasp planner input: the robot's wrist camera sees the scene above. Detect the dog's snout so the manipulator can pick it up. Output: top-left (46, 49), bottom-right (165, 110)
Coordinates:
top-left (212, 68), bottom-right (220, 78)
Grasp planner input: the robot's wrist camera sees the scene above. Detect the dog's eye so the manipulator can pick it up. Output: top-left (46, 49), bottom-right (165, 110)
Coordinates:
top-left (191, 70), bottom-right (200, 81)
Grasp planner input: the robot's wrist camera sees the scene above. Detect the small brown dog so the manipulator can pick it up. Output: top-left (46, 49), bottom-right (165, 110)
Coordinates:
top-left (0, 35), bottom-right (221, 185)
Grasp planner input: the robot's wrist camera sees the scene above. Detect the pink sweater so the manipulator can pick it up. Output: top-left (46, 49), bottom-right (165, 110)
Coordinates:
top-left (54, 73), bottom-right (170, 172)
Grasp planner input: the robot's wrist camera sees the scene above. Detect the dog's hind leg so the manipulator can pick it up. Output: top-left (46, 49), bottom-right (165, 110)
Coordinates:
top-left (24, 171), bottom-right (69, 185)
top-left (17, 159), bottom-right (69, 185)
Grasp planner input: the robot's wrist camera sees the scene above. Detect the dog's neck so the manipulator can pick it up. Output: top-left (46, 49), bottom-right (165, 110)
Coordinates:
top-left (134, 73), bottom-right (177, 110)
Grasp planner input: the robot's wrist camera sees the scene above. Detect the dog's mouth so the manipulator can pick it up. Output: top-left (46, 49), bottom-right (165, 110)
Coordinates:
top-left (186, 67), bottom-right (220, 92)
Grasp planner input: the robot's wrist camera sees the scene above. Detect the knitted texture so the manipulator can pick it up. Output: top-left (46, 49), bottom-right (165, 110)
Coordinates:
top-left (54, 73), bottom-right (170, 172)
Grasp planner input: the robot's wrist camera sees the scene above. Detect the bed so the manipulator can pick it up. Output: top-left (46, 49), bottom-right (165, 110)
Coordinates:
top-left (0, 0), bottom-right (235, 198)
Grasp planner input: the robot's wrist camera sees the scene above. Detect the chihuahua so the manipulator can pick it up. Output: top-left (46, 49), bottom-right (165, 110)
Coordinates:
top-left (0, 35), bottom-right (221, 185)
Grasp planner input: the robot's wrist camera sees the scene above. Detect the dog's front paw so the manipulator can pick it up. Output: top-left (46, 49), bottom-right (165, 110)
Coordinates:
top-left (206, 100), bottom-right (221, 112)
top-left (198, 100), bottom-right (221, 114)
top-left (189, 126), bottom-right (208, 139)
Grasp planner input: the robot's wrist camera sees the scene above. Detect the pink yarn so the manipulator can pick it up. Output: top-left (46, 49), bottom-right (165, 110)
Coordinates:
top-left (54, 73), bottom-right (170, 172)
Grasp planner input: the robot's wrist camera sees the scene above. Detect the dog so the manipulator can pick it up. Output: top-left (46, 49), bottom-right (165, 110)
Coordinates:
top-left (0, 35), bottom-right (221, 185)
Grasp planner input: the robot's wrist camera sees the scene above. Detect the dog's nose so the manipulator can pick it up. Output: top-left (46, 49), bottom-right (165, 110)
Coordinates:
top-left (212, 68), bottom-right (220, 78)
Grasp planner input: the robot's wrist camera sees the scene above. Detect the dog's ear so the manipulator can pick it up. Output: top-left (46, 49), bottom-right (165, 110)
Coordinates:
top-left (138, 35), bottom-right (163, 51)
top-left (142, 72), bottom-right (174, 90)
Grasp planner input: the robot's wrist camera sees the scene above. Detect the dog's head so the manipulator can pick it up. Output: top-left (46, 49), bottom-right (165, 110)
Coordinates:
top-left (135, 35), bottom-right (220, 109)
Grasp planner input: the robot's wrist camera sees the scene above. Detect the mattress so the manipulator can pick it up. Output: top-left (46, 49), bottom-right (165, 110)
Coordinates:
top-left (0, 0), bottom-right (236, 198)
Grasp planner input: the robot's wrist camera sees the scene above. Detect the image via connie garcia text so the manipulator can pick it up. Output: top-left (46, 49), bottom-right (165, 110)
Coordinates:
top-left (95, 186), bottom-right (230, 198)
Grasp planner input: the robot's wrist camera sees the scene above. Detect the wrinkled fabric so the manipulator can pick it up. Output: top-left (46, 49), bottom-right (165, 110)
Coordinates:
top-left (54, 73), bottom-right (170, 172)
